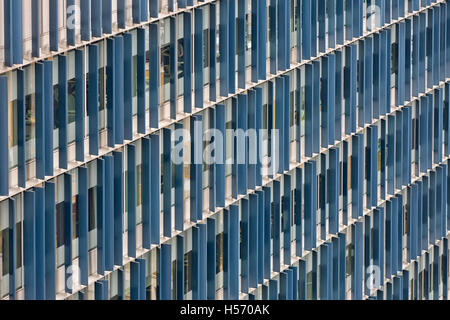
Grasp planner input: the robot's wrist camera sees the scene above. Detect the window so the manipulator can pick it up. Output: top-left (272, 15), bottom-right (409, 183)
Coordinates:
top-left (271, 202), bottom-right (275, 239)
top-left (9, 100), bottom-right (18, 149)
top-left (16, 222), bottom-right (22, 270)
top-left (172, 260), bottom-right (177, 299)
top-left (146, 50), bottom-right (151, 92)
top-left (203, 29), bottom-right (210, 68)
top-left (73, 195), bottom-right (79, 240)
top-left (1, 229), bottom-right (9, 277)
top-left (88, 187), bottom-right (97, 232)
top-left (161, 44), bottom-right (171, 85)
top-left (346, 243), bottom-right (354, 279)
top-left (246, 12), bottom-right (251, 51)
top-left (137, 165), bottom-right (142, 207)
top-left (184, 251), bottom-right (192, 294)
top-left (178, 39), bottom-right (185, 79)
top-left (263, 104), bottom-right (268, 130)
top-left (391, 42), bottom-right (398, 76)
top-left (53, 84), bottom-right (59, 129)
top-left (56, 202), bottom-right (65, 248)
top-left (99, 67), bottom-right (105, 111)
top-left (68, 79), bottom-right (76, 124)
top-left (25, 94), bottom-right (35, 141)
top-left (216, 233), bottom-right (223, 274)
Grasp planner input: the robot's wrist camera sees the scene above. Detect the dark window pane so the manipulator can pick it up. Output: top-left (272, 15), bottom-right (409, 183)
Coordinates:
top-left (73, 195), bottom-right (79, 239)
top-left (161, 44), bottom-right (171, 85)
top-left (53, 84), bottom-right (59, 130)
top-left (88, 187), bottom-right (96, 231)
top-left (16, 222), bottom-right (22, 269)
top-left (68, 79), bottom-right (76, 124)
top-left (56, 202), bottom-right (65, 248)
top-left (1, 230), bottom-right (9, 276)
top-left (216, 233), bottom-right (223, 274)
top-left (184, 251), bottom-right (192, 294)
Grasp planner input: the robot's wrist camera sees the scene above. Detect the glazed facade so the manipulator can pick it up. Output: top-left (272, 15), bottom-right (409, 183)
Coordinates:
top-left (0, 0), bottom-right (449, 300)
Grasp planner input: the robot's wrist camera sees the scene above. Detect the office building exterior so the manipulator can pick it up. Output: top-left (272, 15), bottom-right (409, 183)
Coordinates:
top-left (0, 0), bottom-right (449, 300)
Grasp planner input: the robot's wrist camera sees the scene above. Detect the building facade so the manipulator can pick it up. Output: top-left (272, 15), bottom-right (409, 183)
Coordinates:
top-left (0, 0), bottom-right (449, 300)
